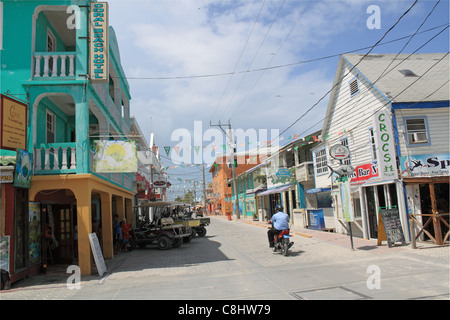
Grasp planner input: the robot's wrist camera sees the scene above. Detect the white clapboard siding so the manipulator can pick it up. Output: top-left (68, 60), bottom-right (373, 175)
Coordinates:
top-left (313, 61), bottom-right (391, 189)
top-left (395, 108), bottom-right (450, 156)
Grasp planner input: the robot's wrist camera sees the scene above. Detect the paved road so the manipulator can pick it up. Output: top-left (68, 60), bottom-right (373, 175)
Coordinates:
top-left (1, 216), bottom-right (449, 301)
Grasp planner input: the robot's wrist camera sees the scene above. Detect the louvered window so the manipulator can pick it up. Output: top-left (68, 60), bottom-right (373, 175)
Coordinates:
top-left (349, 78), bottom-right (359, 96)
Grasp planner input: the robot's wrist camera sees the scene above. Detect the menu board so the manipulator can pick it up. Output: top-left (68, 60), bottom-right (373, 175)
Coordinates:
top-left (88, 233), bottom-right (107, 276)
top-left (378, 207), bottom-right (406, 248)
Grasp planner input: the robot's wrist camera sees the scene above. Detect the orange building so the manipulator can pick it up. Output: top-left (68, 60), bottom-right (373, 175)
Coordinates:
top-left (209, 154), bottom-right (266, 216)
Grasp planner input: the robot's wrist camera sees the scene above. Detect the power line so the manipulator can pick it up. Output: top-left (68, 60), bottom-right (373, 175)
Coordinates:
top-left (245, 0), bottom-right (420, 156)
top-left (218, 0), bottom-right (288, 120)
top-left (210, 0), bottom-right (267, 121)
top-left (118, 23), bottom-right (447, 81)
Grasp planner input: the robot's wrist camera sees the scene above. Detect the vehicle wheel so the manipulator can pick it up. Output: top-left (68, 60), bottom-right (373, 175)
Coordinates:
top-left (127, 239), bottom-right (136, 251)
top-left (183, 235), bottom-right (192, 243)
top-left (157, 235), bottom-right (172, 250)
top-left (197, 226), bottom-right (207, 237)
top-left (172, 238), bottom-right (183, 248)
top-left (282, 240), bottom-right (289, 256)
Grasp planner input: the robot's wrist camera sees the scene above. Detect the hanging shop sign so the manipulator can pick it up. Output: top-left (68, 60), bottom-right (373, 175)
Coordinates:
top-left (350, 163), bottom-right (380, 185)
top-left (339, 180), bottom-right (354, 222)
top-left (0, 94), bottom-right (27, 151)
top-left (373, 109), bottom-right (398, 181)
top-left (93, 140), bottom-right (137, 173)
top-left (14, 148), bottom-right (32, 188)
top-left (28, 202), bottom-right (42, 265)
top-left (400, 153), bottom-right (450, 177)
top-left (329, 144), bottom-right (350, 160)
top-left (89, 2), bottom-right (109, 82)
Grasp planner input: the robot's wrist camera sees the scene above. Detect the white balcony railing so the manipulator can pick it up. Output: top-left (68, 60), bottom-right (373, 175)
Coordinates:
top-left (34, 143), bottom-right (77, 174)
top-left (33, 52), bottom-right (76, 78)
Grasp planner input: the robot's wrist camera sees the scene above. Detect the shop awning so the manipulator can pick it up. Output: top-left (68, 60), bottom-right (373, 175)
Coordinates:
top-left (257, 184), bottom-right (293, 196)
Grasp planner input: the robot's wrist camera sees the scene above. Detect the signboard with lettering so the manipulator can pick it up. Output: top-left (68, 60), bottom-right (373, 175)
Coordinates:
top-left (377, 207), bottom-right (406, 248)
top-left (0, 95), bottom-right (27, 150)
top-left (339, 180), bottom-right (354, 222)
top-left (307, 209), bottom-right (325, 230)
top-left (89, 2), bottom-right (109, 82)
top-left (88, 233), bottom-right (107, 276)
top-left (350, 163), bottom-right (380, 185)
top-left (373, 109), bottom-right (398, 181)
top-left (400, 153), bottom-right (450, 177)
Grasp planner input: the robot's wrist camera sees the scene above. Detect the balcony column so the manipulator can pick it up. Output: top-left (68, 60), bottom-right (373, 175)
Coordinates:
top-left (76, 6), bottom-right (89, 77)
top-left (100, 192), bottom-right (113, 259)
top-left (74, 186), bottom-right (93, 276)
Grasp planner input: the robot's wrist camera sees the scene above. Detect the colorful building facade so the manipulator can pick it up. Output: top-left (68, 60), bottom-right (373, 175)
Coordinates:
top-left (1, 0), bottom-right (135, 282)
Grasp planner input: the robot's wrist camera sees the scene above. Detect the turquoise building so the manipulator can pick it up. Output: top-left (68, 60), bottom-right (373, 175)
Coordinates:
top-left (1, 0), bottom-right (135, 280)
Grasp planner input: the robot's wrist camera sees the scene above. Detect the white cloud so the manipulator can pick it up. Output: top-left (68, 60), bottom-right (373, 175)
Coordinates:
top-left (107, 0), bottom-right (448, 157)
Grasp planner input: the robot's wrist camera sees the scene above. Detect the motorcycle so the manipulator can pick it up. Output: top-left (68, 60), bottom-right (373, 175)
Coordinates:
top-left (268, 219), bottom-right (293, 256)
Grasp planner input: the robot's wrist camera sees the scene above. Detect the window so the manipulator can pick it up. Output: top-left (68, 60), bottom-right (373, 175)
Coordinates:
top-left (314, 148), bottom-right (328, 175)
top-left (47, 29), bottom-right (56, 52)
top-left (368, 127), bottom-right (377, 162)
top-left (46, 110), bottom-right (55, 143)
top-left (340, 137), bottom-right (351, 165)
top-left (405, 117), bottom-right (429, 145)
top-left (349, 78), bottom-right (359, 96)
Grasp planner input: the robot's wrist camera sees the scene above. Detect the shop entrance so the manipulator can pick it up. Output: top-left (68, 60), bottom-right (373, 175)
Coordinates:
top-left (365, 183), bottom-right (399, 239)
top-left (45, 204), bottom-right (74, 265)
top-left (419, 183), bottom-right (449, 242)
top-left (268, 193), bottom-right (281, 217)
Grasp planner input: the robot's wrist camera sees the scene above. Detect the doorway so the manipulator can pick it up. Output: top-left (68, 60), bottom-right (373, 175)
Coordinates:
top-left (52, 204), bottom-right (74, 264)
top-left (365, 186), bottom-right (378, 239)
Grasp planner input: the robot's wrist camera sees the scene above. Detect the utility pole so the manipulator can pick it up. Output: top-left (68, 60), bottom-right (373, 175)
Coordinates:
top-left (202, 163), bottom-right (207, 208)
top-left (210, 120), bottom-right (240, 219)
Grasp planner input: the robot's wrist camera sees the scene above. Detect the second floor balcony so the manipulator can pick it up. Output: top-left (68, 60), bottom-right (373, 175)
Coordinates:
top-left (32, 52), bottom-right (76, 79)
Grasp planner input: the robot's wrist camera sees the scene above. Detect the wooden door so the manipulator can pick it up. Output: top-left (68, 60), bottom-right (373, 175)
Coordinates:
top-left (56, 205), bottom-right (73, 264)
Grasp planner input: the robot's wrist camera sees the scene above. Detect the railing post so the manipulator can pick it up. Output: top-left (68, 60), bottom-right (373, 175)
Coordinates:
top-left (52, 147), bottom-right (59, 170)
top-left (61, 147), bottom-right (68, 170)
top-left (34, 55), bottom-right (42, 77)
top-left (70, 147), bottom-right (77, 170)
top-left (409, 216), bottom-right (416, 249)
top-left (44, 148), bottom-right (51, 170)
top-left (68, 55), bottom-right (75, 77)
top-left (51, 55), bottom-right (59, 77)
top-left (60, 55), bottom-right (67, 77)
top-left (35, 148), bottom-right (42, 171)
top-left (43, 56), bottom-right (50, 77)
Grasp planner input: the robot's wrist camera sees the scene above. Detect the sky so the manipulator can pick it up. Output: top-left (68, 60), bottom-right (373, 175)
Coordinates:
top-left (105, 0), bottom-right (449, 199)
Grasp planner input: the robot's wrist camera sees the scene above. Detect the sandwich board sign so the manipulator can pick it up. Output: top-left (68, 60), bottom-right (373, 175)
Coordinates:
top-left (88, 233), bottom-right (107, 276)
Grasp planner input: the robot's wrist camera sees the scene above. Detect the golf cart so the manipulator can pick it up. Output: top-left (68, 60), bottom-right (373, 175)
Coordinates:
top-left (130, 201), bottom-right (192, 250)
top-left (172, 204), bottom-right (210, 238)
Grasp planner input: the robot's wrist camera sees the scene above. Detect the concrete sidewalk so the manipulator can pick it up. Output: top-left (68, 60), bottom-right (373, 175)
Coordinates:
top-left (224, 215), bottom-right (449, 257)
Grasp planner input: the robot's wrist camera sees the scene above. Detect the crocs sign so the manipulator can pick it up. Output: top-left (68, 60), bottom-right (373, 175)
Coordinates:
top-left (373, 109), bottom-right (398, 181)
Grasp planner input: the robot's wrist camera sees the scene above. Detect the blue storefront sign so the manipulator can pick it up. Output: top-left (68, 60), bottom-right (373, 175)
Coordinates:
top-left (400, 153), bottom-right (450, 177)
top-left (307, 209), bottom-right (325, 230)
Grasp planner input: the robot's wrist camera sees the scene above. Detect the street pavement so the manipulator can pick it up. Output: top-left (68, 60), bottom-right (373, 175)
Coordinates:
top-left (1, 215), bottom-right (449, 301)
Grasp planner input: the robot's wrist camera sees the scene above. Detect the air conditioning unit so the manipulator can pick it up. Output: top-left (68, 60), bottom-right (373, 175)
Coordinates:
top-left (295, 161), bottom-right (314, 182)
top-left (411, 132), bottom-right (428, 144)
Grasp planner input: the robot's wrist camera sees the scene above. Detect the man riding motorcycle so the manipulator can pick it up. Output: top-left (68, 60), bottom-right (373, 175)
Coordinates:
top-left (267, 205), bottom-right (291, 248)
